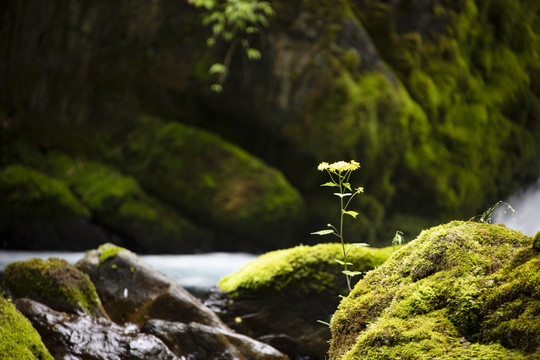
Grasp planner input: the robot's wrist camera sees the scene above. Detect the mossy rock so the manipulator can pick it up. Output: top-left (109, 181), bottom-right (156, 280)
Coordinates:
top-left (0, 296), bottom-right (53, 360)
top-left (3, 258), bottom-right (107, 317)
top-left (212, 243), bottom-right (394, 359)
top-left (0, 164), bottom-right (107, 250)
top-left (219, 243), bottom-right (393, 296)
top-left (4, 147), bottom-right (213, 253)
top-left (42, 152), bottom-right (214, 252)
top-left (114, 115), bottom-right (306, 249)
top-left (0, 164), bottom-right (90, 219)
top-left (329, 221), bottom-right (538, 359)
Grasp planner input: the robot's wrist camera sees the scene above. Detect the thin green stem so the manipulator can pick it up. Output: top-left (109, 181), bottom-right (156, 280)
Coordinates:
top-left (338, 177), bottom-right (351, 291)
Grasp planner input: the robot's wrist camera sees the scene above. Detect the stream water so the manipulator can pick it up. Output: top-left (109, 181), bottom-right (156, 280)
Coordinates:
top-left (0, 251), bottom-right (257, 296)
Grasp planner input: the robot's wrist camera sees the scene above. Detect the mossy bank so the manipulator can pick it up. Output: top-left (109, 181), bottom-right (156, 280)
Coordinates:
top-left (329, 221), bottom-right (539, 359)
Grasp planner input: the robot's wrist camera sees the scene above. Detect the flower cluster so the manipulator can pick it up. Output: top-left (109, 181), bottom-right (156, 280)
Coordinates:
top-left (317, 160), bottom-right (360, 173)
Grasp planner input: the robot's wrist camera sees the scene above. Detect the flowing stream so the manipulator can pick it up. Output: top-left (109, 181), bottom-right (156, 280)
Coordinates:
top-left (495, 175), bottom-right (540, 236)
top-left (0, 251), bottom-right (257, 296)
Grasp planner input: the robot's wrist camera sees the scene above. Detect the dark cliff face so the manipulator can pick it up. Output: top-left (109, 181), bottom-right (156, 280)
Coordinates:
top-left (0, 0), bottom-right (539, 251)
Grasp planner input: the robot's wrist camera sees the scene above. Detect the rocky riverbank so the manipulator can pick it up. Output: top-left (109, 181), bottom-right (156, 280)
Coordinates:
top-left (1, 222), bottom-right (539, 359)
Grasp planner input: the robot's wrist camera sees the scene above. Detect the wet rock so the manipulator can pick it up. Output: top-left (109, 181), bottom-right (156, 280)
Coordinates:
top-left (76, 243), bottom-right (226, 329)
top-left (3, 257), bottom-right (108, 318)
top-left (142, 319), bottom-right (290, 360)
top-left (14, 298), bottom-right (179, 360)
top-left (205, 244), bottom-right (393, 360)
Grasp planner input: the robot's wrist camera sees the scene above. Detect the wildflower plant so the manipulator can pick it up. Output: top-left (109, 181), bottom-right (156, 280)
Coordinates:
top-left (312, 160), bottom-right (367, 291)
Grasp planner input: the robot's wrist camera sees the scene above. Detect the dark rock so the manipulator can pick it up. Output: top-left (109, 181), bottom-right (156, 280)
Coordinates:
top-left (142, 319), bottom-right (290, 360)
top-left (3, 257), bottom-right (108, 318)
top-left (204, 244), bottom-right (393, 360)
top-left (14, 298), bottom-right (179, 360)
top-left (76, 243), bottom-right (227, 329)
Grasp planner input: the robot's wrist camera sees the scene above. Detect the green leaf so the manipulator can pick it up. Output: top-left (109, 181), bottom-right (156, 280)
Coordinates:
top-left (210, 84), bottom-right (223, 92)
top-left (334, 193), bottom-right (352, 198)
top-left (209, 63), bottom-right (227, 75)
top-left (247, 48), bottom-right (261, 60)
top-left (343, 210), bottom-right (359, 218)
top-left (320, 182), bottom-right (339, 187)
top-left (311, 229), bottom-right (334, 236)
top-left (335, 259), bottom-right (353, 266)
top-left (343, 183), bottom-right (352, 191)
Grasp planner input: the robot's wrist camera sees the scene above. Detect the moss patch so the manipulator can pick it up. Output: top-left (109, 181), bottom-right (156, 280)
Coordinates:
top-left (0, 165), bottom-right (90, 219)
top-left (328, 221), bottom-right (537, 359)
top-left (219, 243), bottom-right (393, 296)
top-left (3, 258), bottom-right (103, 316)
top-left (98, 244), bottom-right (125, 266)
top-left (113, 115), bottom-right (306, 249)
top-left (0, 296), bottom-right (53, 360)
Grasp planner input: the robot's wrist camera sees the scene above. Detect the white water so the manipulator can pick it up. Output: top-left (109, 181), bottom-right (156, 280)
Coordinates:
top-left (495, 176), bottom-right (540, 236)
top-left (0, 251), bottom-right (257, 295)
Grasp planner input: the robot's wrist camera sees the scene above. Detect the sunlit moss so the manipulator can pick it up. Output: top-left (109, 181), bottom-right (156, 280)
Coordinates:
top-left (219, 243), bottom-right (393, 296)
top-left (0, 296), bottom-right (54, 360)
top-left (329, 221), bottom-right (536, 359)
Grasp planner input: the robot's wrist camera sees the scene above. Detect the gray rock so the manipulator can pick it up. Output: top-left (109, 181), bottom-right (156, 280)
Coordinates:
top-left (76, 243), bottom-right (226, 329)
top-left (14, 298), bottom-right (179, 360)
top-left (142, 319), bottom-right (290, 360)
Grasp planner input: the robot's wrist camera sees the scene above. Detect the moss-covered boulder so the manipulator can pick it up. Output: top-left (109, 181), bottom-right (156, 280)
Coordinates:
top-left (0, 164), bottom-right (107, 250)
top-left (3, 257), bottom-right (107, 318)
top-left (40, 151), bottom-right (214, 253)
top-left (329, 221), bottom-right (538, 359)
top-left (0, 296), bottom-right (53, 360)
top-left (110, 115), bottom-right (306, 250)
top-left (205, 244), bottom-right (393, 359)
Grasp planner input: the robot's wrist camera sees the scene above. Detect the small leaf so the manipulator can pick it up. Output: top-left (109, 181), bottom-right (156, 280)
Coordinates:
top-left (311, 229), bottom-right (334, 236)
top-left (320, 182), bottom-right (339, 187)
top-left (343, 210), bottom-right (359, 218)
top-left (335, 259), bottom-right (353, 266)
top-left (209, 63), bottom-right (227, 75)
top-left (343, 270), bottom-right (363, 277)
top-left (247, 48), bottom-right (261, 60)
top-left (334, 193), bottom-right (352, 198)
top-left (343, 183), bottom-right (352, 191)
top-left (210, 84), bottom-right (223, 92)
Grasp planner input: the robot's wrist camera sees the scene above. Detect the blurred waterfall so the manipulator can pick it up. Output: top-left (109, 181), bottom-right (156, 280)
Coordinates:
top-left (495, 175), bottom-right (540, 236)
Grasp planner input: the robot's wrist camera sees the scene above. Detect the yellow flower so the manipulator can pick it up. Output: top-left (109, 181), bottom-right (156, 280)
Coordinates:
top-left (318, 160), bottom-right (360, 173)
top-left (317, 162), bottom-right (330, 171)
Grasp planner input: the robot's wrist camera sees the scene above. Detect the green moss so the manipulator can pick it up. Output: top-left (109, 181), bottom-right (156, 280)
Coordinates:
top-left (98, 244), bottom-right (125, 266)
top-left (533, 231), bottom-right (540, 251)
top-left (219, 243), bottom-right (393, 296)
top-left (3, 258), bottom-right (103, 316)
top-left (0, 296), bottom-right (54, 360)
top-left (115, 115), bottom-right (305, 248)
top-left (0, 165), bottom-right (90, 219)
top-left (329, 221), bottom-right (536, 359)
